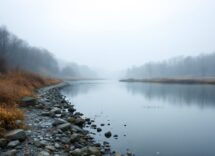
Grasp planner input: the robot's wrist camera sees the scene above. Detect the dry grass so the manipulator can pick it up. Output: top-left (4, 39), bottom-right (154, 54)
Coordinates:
top-left (0, 106), bottom-right (24, 137)
top-left (0, 70), bottom-right (60, 104)
top-left (0, 70), bottom-right (61, 136)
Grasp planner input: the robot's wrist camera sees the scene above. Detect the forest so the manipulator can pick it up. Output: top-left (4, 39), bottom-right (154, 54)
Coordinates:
top-left (0, 26), bottom-right (96, 78)
top-left (125, 53), bottom-right (215, 79)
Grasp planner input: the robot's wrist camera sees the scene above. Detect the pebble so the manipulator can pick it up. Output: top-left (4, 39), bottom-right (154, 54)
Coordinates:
top-left (104, 131), bottom-right (112, 138)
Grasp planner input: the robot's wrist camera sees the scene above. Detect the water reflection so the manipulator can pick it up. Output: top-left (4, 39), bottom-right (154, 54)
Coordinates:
top-left (124, 82), bottom-right (215, 108)
top-left (61, 81), bottom-right (215, 156)
top-left (62, 81), bottom-right (100, 97)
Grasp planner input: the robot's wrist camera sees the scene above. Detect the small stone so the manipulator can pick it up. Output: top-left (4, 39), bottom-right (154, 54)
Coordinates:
top-left (45, 145), bottom-right (55, 151)
top-left (41, 112), bottom-right (50, 116)
top-left (52, 119), bottom-right (67, 126)
top-left (91, 124), bottom-right (97, 129)
top-left (70, 133), bottom-right (79, 143)
top-left (75, 118), bottom-right (85, 126)
top-left (7, 140), bottom-right (20, 148)
top-left (96, 128), bottom-right (102, 132)
top-left (67, 117), bottom-right (76, 123)
top-left (57, 123), bottom-right (71, 131)
top-left (88, 146), bottom-right (101, 156)
top-left (70, 148), bottom-right (82, 156)
top-left (37, 151), bottom-right (50, 156)
top-left (36, 140), bottom-right (48, 147)
top-left (54, 143), bottom-right (61, 149)
top-left (68, 107), bottom-right (76, 113)
top-left (113, 134), bottom-right (118, 138)
top-left (50, 107), bottom-right (61, 114)
top-left (100, 124), bottom-right (105, 126)
top-left (104, 131), bottom-right (112, 138)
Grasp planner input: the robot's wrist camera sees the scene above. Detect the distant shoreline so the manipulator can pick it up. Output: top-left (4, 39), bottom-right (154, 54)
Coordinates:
top-left (119, 78), bottom-right (215, 85)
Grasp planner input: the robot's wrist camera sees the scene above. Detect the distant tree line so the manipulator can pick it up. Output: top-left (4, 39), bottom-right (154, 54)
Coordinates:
top-left (126, 53), bottom-right (215, 78)
top-left (0, 26), bottom-right (97, 78)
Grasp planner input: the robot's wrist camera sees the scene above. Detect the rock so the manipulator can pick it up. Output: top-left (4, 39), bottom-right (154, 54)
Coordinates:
top-left (88, 146), bottom-right (101, 156)
top-left (60, 137), bottom-right (70, 144)
top-left (41, 112), bottom-right (51, 116)
top-left (70, 148), bottom-right (82, 156)
top-left (103, 141), bottom-right (109, 145)
top-left (35, 140), bottom-right (48, 147)
top-left (37, 151), bottom-right (50, 156)
top-left (0, 138), bottom-right (8, 147)
top-left (75, 118), bottom-right (85, 126)
top-left (68, 107), bottom-right (76, 113)
top-left (74, 112), bottom-right (83, 116)
top-left (91, 124), bottom-right (97, 129)
top-left (104, 131), bottom-right (112, 138)
top-left (5, 129), bottom-right (26, 141)
top-left (57, 123), bottom-right (71, 131)
top-left (71, 125), bottom-right (87, 134)
top-left (1, 149), bottom-right (17, 156)
top-left (15, 120), bottom-right (23, 127)
top-left (70, 145), bottom-right (75, 151)
top-left (113, 134), bottom-right (118, 138)
top-left (96, 128), bottom-right (102, 132)
top-left (67, 117), bottom-right (76, 123)
top-left (85, 118), bottom-right (90, 122)
top-left (7, 140), bottom-right (20, 148)
top-left (45, 145), bottom-right (55, 152)
top-left (21, 96), bottom-right (36, 106)
top-left (100, 124), bottom-right (105, 126)
top-left (54, 143), bottom-right (61, 149)
top-left (52, 119), bottom-right (67, 126)
top-left (70, 133), bottom-right (79, 143)
top-left (50, 107), bottom-right (61, 114)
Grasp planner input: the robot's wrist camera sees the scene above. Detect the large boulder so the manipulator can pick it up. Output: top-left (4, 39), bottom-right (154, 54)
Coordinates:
top-left (21, 97), bottom-right (36, 107)
top-left (5, 129), bottom-right (26, 141)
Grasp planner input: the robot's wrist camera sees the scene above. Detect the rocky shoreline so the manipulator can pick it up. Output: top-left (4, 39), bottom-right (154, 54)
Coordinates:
top-left (0, 82), bottom-right (121, 156)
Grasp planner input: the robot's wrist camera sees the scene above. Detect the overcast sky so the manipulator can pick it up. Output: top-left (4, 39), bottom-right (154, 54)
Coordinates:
top-left (0, 0), bottom-right (215, 70)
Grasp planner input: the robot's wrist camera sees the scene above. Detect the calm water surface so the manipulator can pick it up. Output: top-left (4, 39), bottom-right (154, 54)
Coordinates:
top-left (61, 80), bottom-right (215, 156)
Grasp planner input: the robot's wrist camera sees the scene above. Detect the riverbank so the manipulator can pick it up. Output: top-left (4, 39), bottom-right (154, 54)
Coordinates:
top-left (120, 78), bottom-right (215, 85)
top-left (0, 80), bottom-right (120, 156)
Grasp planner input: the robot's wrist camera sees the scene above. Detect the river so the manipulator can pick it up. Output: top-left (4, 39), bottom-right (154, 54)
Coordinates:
top-left (61, 80), bottom-right (215, 156)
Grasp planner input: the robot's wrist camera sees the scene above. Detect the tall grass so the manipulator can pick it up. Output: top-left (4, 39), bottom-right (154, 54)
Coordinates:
top-left (0, 70), bottom-right (60, 136)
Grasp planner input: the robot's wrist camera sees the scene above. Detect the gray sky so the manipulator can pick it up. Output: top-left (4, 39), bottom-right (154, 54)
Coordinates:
top-left (1, 0), bottom-right (215, 71)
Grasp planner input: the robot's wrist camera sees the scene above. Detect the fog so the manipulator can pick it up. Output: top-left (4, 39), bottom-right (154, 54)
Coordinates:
top-left (1, 0), bottom-right (215, 73)
top-left (0, 26), bottom-right (97, 78)
top-left (125, 53), bottom-right (215, 78)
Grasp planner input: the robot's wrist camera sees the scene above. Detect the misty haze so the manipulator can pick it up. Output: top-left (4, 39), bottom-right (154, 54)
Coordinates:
top-left (1, 1), bottom-right (215, 156)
